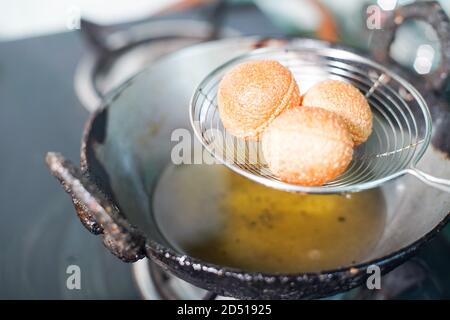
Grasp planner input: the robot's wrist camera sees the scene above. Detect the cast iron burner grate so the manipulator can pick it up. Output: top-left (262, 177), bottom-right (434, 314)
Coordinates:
top-left (132, 259), bottom-right (222, 300)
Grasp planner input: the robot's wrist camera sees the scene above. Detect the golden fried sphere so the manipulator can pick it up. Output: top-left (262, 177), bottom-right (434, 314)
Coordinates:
top-left (302, 79), bottom-right (372, 145)
top-left (262, 107), bottom-right (353, 186)
top-left (218, 60), bottom-right (301, 141)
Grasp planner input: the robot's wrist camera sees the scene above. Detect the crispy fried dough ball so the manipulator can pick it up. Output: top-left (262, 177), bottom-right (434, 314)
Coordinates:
top-left (302, 79), bottom-right (372, 145)
top-left (218, 60), bottom-right (301, 141)
top-left (262, 107), bottom-right (353, 186)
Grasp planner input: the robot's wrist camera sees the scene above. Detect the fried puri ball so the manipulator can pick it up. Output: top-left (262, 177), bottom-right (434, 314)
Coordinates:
top-left (262, 107), bottom-right (353, 186)
top-left (302, 79), bottom-right (372, 145)
top-left (218, 60), bottom-right (301, 141)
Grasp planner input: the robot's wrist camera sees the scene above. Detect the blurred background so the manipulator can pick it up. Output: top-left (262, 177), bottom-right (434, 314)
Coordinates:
top-left (0, 0), bottom-right (449, 299)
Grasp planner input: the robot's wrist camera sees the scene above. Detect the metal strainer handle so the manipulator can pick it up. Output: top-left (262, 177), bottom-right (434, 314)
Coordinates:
top-left (406, 167), bottom-right (450, 193)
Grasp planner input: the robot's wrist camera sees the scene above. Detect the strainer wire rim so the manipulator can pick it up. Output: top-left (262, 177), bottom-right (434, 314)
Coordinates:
top-left (189, 46), bottom-right (432, 193)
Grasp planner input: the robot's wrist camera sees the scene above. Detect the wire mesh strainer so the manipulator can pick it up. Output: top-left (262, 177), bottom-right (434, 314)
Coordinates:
top-left (190, 47), bottom-right (450, 193)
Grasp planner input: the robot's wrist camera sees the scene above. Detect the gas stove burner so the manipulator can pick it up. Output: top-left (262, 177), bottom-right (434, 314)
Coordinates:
top-left (75, 19), bottom-right (239, 112)
top-left (132, 259), bottom-right (231, 300)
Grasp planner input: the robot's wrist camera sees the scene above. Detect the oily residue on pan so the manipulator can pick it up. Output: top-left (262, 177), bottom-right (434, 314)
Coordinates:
top-left (153, 164), bottom-right (387, 274)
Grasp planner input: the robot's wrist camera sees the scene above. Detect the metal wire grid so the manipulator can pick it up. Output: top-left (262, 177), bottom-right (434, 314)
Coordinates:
top-left (190, 47), bottom-right (431, 193)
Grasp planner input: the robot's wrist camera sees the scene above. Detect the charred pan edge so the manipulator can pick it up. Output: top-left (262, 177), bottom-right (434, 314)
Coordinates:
top-left (371, 1), bottom-right (450, 91)
top-left (45, 152), bottom-right (146, 262)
